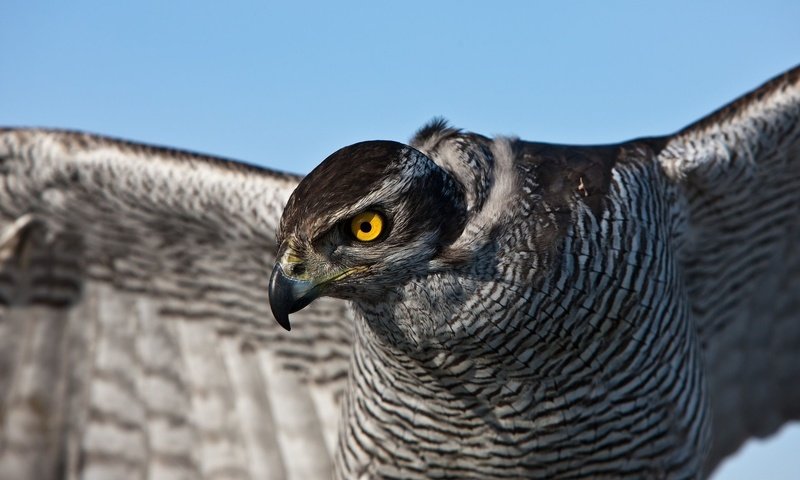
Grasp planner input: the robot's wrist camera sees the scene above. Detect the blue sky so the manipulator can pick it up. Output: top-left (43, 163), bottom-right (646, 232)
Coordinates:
top-left (2, 1), bottom-right (798, 477)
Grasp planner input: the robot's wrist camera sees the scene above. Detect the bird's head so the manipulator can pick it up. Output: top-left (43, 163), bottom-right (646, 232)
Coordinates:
top-left (269, 141), bottom-right (467, 330)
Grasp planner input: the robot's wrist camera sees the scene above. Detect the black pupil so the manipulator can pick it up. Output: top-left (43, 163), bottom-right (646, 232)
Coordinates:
top-left (359, 221), bottom-right (372, 233)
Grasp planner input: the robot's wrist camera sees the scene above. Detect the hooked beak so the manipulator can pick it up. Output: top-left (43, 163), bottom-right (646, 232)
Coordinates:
top-left (268, 263), bottom-right (322, 331)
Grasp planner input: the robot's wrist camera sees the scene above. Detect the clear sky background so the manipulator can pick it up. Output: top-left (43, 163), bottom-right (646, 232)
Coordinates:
top-left (1, 1), bottom-right (798, 477)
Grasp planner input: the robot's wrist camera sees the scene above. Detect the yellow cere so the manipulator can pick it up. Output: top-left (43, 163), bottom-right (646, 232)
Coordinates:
top-left (350, 211), bottom-right (384, 242)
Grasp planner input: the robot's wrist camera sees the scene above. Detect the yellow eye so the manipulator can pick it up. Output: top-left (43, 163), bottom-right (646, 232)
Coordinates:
top-left (350, 211), bottom-right (384, 242)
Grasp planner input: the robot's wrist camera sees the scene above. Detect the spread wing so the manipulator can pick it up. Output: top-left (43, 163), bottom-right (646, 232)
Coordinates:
top-left (658, 65), bottom-right (800, 473)
top-left (0, 129), bottom-right (352, 480)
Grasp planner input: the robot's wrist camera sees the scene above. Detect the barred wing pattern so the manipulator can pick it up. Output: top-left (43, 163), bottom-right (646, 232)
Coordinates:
top-left (0, 130), bottom-right (353, 480)
top-left (659, 66), bottom-right (800, 471)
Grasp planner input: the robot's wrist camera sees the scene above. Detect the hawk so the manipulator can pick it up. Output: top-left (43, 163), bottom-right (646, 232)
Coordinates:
top-left (0, 65), bottom-right (798, 479)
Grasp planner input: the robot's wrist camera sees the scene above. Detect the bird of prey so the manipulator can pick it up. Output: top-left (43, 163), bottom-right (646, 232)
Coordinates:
top-left (0, 65), bottom-right (798, 479)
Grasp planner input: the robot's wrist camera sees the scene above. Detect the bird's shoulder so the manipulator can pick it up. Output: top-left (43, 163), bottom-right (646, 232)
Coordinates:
top-left (410, 118), bottom-right (665, 219)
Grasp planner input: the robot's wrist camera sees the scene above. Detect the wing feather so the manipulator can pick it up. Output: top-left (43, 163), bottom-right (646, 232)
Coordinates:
top-left (659, 65), bottom-right (800, 472)
top-left (0, 129), bottom-right (353, 480)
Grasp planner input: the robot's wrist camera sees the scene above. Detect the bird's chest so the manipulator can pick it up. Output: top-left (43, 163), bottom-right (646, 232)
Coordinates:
top-left (336, 334), bottom-right (543, 479)
top-left (337, 264), bottom-right (708, 479)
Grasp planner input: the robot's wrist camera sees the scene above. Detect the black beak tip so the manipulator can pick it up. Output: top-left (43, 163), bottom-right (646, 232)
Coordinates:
top-left (269, 266), bottom-right (293, 331)
top-left (269, 263), bottom-right (322, 332)
top-left (274, 310), bottom-right (292, 332)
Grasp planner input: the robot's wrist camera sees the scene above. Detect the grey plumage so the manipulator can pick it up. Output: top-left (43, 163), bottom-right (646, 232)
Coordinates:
top-left (1, 65), bottom-right (799, 479)
top-left (0, 132), bottom-right (352, 479)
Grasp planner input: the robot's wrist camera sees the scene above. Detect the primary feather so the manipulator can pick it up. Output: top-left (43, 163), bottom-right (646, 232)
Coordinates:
top-left (0, 65), bottom-right (798, 479)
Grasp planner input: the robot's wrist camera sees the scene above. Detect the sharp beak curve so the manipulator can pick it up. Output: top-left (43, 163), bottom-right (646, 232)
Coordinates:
top-left (268, 263), bottom-right (321, 331)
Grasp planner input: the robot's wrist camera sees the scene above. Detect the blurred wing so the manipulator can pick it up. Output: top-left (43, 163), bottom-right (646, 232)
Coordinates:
top-left (659, 66), bottom-right (800, 472)
top-left (0, 129), bottom-right (352, 480)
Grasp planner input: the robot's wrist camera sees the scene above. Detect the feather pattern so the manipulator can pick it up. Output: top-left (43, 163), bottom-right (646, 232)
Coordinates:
top-left (0, 130), bottom-right (352, 479)
top-left (0, 64), bottom-right (797, 479)
top-left (659, 66), bottom-right (800, 471)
